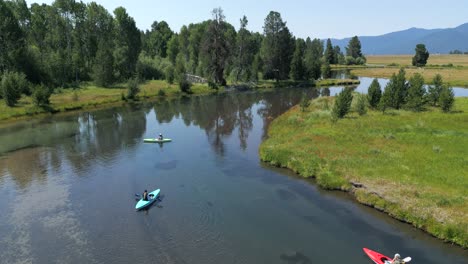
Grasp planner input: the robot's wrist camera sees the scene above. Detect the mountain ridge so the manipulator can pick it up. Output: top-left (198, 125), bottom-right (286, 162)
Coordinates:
top-left (329, 23), bottom-right (468, 55)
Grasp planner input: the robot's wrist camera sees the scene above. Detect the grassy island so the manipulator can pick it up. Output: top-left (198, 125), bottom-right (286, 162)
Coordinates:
top-left (260, 96), bottom-right (468, 247)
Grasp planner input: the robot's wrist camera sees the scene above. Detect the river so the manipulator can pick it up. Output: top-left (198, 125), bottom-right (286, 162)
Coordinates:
top-left (0, 89), bottom-right (466, 263)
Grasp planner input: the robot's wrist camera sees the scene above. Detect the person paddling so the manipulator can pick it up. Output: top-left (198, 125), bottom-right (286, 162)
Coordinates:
top-left (158, 133), bottom-right (163, 140)
top-left (142, 190), bottom-right (148, 201)
top-left (391, 253), bottom-right (404, 264)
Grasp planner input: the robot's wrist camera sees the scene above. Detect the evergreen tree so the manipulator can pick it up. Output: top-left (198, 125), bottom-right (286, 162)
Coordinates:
top-left (394, 68), bottom-right (408, 109)
top-left (380, 73), bottom-right (398, 110)
top-left (261, 11), bottom-right (294, 81)
top-left (406, 73), bottom-right (426, 111)
top-left (439, 86), bottom-right (454, 112)
top-left (324, 38), bottom-right (335, 65)
top-left (0, 0), bottom-right (26, 73)
top-left (355, 93), bottom-right (367, 116)
top-left (345, 36), bottom-right (366, 65)
top-left (332, 88), bottom-right (353, 119)
top-left (304, 37), bottom-right (322, 80)
top-left (412, 44), bottom-right (430, 67)
top-left (201, 8), bottom-right (231, 85)
top-left (233, 15), bottom-right (254, 82)
top-left (290, 38), bottom-right (306, 80)
top-left (367, 78), bottom-right (382, 108)
top-left (427, 74), bottom-right (443, 106)
top-left (321, 62), bottom-right (331, 79)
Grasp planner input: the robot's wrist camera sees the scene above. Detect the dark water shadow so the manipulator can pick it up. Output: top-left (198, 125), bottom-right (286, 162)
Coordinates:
top-left (280, 251), bottom-right (312, 264)
top-left (154, 160), bottom-right (178, 170)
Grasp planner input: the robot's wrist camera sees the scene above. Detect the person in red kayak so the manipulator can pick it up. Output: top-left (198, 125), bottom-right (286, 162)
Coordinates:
top-left (391, 253), bottom-right (404, 264)
top-left (142, 190), bottom-right (148, 201)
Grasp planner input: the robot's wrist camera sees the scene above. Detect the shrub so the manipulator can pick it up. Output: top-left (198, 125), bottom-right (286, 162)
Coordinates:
top-left (1, 71), bottom-right (29, 106)
top-left (127, 78), bottom-right (140, 100)
top-left (158, 89), bottom-right (166, 97)
top-left (299, 93), bottom-right (310, 112)
top-left (179, 79), bottom-right (192, 94)
top-left (32, 84), bottom-right (52, 106)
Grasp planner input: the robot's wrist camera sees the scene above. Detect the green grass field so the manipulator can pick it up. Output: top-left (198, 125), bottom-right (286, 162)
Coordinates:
top-left (260, 96), bottom-right (468, 247)
top-left (354, 54), bottom-right (468, 87)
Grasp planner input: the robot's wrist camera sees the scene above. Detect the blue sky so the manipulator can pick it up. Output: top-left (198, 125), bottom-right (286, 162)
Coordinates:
top-left (33, 0), bottom-right (468, 39)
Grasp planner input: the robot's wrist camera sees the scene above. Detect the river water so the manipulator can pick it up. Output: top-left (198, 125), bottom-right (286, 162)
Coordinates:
top-left (0, 89), bottom-right (466, 264)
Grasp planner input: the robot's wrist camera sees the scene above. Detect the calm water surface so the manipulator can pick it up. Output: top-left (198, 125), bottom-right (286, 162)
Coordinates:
top-left (0, 90), bottom-right (466, 264)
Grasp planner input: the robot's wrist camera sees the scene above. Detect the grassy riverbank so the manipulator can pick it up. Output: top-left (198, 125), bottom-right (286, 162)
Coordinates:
top-left (0, 80), bottom-right (214, 122)
top-left (353, 54), bottom-right (468, 87)
top-left (0, 78), bottom-right (359, 123)
top-left (259, 96), bottom-right (468, 247)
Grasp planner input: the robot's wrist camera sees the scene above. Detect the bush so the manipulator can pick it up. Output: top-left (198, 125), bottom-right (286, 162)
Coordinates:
top-left (158, 89), bottom-right (166, 97)
top-left (299, 93), bottom-right (310, 112)
top-left (179, 79), bottom-right (192, 94)
top-left (208, 81), bottom-right (219, 90)
top-left (1, 71), bottom-right (29, 106)
top-left (127, 78), bottom-right (140, 100)
top-left (32, 84), bottom-right (52, 106)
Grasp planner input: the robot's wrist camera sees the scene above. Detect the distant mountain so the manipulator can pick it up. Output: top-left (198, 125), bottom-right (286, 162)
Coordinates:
top-left (330, 23), bottom-right (468, 55)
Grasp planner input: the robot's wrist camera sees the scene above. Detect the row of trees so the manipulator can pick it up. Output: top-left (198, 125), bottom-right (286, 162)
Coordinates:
top-left (0, 0), bottom-right (366, 107)
top-left (331, 72), bottom-right (455, 121)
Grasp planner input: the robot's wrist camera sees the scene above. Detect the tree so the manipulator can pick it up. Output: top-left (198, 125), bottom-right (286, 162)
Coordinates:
top-left (345, 36), bottom-right (366, 65)
top-left (355, 93), bottom-right (367, 116)
top-left (166, 34), bottom-right (179, 64)
top-left (113, 7), bottom-right (141, 80)
top-left (334, 45), bottom-right (344, 64)
top-left (233, 15), bottom-right (254, 82)
top-left (304, 37), bottom-right (323, 80)
top-left (93, 39), bottom-right (114, 87)
top-left (324, 38), bottom-right (335, 65)
top-left (290, 38), bottom-right (306, 80)
top-left (412, 44), bottom-right (429, 67)
top-left (367, 78), bottom-right (382, 108)
top-left (261, 11), bottom-right (294, 81)
top-left (439, 86), bottom-right (454, 112)
top-left (406, 73), bottom-right (426, 111)
top-left (144, 21), bottom-right (173, 58)
top-left (201, 7), bottom-right (230, 85)
top-left (321, 62), bottom-right (331, 79)
top-left (427, 74), bottom-right (443, 106)
top-left (0, 0), bottom-right (26, 73)
top-left (332, 88), bottom-right (353, 119)
top-left (394, 68), bottom-right (408, 109)
top-left (380, 73), bottom-right (397, 111)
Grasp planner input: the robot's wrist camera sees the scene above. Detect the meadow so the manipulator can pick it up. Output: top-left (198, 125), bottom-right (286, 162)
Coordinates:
top-left (260, 96), bottom-right (468, 247)
top-left (354, 54), bottom-right (468, 87)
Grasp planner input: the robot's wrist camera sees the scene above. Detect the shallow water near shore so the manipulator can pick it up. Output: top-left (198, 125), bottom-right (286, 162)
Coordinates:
top-left (0, 90), bottom-right (466, 264)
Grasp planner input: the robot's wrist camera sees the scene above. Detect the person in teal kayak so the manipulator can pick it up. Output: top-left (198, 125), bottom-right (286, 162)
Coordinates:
top-left (142, 190), bottom-right (148, 201)
top-left (158, 133), bottom-right (163, 140)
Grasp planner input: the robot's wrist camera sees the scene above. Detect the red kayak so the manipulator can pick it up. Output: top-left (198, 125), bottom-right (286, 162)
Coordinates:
top-left (363, 248), bottom-right (392, 264)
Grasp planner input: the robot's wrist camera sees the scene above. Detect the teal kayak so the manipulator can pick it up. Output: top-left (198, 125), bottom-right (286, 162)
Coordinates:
top-left (143, 138), bottom-right (172, 143)
top-left (135, 189), bottom-right (160, 210)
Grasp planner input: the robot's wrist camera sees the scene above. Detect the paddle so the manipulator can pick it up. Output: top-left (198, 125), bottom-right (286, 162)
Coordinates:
top-left (403, 257), bottom-right (411, 263)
